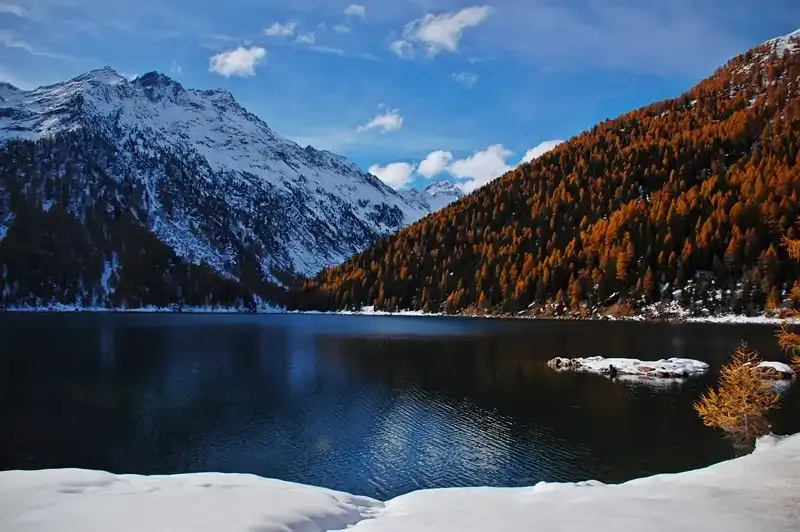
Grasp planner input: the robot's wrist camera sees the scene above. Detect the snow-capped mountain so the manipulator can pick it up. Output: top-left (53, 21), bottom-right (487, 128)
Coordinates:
top-left (0, 67), bottom-right (434, 285)
top-left (401, 180), bottom-right (463, 214)
top-left (423, 181), bottom-right (463, 211)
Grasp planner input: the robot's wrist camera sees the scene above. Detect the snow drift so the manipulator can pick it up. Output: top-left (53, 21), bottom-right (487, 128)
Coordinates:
top-left (1, 433), bottom-right (798, 532)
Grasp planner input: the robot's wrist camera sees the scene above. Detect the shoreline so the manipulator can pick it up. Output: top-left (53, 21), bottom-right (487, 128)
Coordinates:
top-left (1, 433), bottom-right (798, 531)
top-left (2, 305), bottom-right (799, 325)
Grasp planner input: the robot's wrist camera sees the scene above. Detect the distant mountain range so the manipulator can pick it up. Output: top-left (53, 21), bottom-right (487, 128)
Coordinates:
top-left (296, 29), bottom-right (800, 318)
top-left (402, 181), bottom-right (464, 214)
top-left (0, 68), bottom-right (459, 309)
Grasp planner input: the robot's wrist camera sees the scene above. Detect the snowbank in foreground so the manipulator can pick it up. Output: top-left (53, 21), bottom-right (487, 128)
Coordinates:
top-left (0, 471), bottom-right (381, 532)
top-left (1, 434), bottom-right (798, 532)
top-left (547, 356), bottom-right (710, 379)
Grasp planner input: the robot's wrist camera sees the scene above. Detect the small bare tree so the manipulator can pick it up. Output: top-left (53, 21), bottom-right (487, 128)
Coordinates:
top-left (694, 344), bottom-right (781, 450)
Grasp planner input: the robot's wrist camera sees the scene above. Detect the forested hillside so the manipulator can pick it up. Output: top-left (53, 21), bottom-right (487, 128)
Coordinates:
top-left (293, 33), bottom-right (800, 317)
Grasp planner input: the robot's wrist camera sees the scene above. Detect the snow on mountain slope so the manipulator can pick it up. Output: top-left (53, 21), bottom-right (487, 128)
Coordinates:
top-left (763, 27), bottom-right (800, 56)
top-left (0, 67), bottom-right (430, 280)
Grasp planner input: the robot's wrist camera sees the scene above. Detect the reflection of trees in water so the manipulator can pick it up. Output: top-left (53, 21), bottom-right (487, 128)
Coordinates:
top-left (316, 333), bottom-right (739, 482)
top-left (2, 317), bottom-right (298, 474)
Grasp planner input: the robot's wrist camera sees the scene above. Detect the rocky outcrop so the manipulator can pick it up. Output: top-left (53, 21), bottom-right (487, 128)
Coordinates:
top-left (547, 356), bottom-right (710, 379)
top-left (749, 362), bottom-right (796, 381)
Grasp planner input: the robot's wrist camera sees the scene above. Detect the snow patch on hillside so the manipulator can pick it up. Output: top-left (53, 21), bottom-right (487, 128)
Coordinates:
top-left (764, 28), bottom-right (800, 56)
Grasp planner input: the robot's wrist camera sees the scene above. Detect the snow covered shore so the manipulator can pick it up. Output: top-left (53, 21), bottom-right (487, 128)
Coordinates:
top-left (4, 303), bottom-right (800, 325)
top-left (547, 356), bottom-right (710, 379)
top-left (1, 434), bottom-right (799, 532)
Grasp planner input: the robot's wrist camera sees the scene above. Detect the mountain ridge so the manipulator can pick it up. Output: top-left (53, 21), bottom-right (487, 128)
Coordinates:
top-left (0, 66), bottom-right (450, 309)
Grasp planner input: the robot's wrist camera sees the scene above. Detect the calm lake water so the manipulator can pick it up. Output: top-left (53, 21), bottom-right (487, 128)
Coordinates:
top-left (1, 313), bottom-right (798, 500)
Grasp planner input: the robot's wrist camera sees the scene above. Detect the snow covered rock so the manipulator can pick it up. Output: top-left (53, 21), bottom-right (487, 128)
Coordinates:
top-left (1, 433), bottom-right (799, 532)
top-left (0, 67), bottom-right (436, 290)
top-left (749, 361), bottom-right (796, 380)
top-left (547, 356), bottom-right (710, 379)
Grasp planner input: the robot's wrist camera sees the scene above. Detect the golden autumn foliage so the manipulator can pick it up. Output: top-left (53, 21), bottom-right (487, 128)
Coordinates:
top-left (292, 35), bottom-right (800, 316)
top-left (698, 233), bottom-right (799, 449)
top-left (694, 345), bottom-right (780, 445)
top-left (776, 236), bottom-right (800, 371)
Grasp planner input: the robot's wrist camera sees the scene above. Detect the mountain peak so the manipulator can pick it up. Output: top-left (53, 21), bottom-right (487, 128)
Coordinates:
top-left (0, 81), bottom-right (20, 100)
top-left (134, 71), bottom-right (181, 88)
top-left (400, 180), bottom-right (463, 214)
top-left (133, 71), bottom-right (185, 100)
top-left (424, 180), bottom-right (463, 197)
top-left (72, 66), bottom-right (126, 85)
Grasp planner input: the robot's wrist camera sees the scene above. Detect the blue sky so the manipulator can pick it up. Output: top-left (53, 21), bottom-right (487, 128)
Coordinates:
top-left (1, 0), bottom-right (798, 192)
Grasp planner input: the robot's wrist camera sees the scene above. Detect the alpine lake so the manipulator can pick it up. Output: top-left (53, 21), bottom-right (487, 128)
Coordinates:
top-left (1, 312), bottom-right (798, 500)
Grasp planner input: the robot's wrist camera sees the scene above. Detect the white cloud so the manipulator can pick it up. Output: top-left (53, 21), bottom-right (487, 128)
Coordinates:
top-left (376, 140), bottom-right (562, 193)
top-left (209, 46), bottom-right (266, 77)
top-left (452, 71), bottom-right (477, 87)
top-left (0, 3), bottom-right (26, 17)
top-left (333, 24), bottom-right (350, 34)
top-left (519, 140), bottom-right (564, 164)
top-left (170, 59), bottom-right (183, 76)
top-left (344, 4), bottom-right (366, 18)
top-left (401, 6), bottom-right (492, 57)
top-left (309, 45), bottom-right (345, 55)
top-left (389, 40), bottom-right (414, 59)
top-left (264, 21), bottom-right (296, 37)
top-left (0, 31), bottom-right (75, 60)
top-left (447, 144), bottom-right (513, 192)
top-left (369, 162), bottom-right (415, 189)
top-left (357, 107), bottom-right (404, 133)
top-left (296, 32), bottom-right (315, 44)
top-left (417, 150), bottom-right (453, 178)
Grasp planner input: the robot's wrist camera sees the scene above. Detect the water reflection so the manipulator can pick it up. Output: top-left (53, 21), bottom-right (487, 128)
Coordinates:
top-left (0, 313), bottom-right (797, 500)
